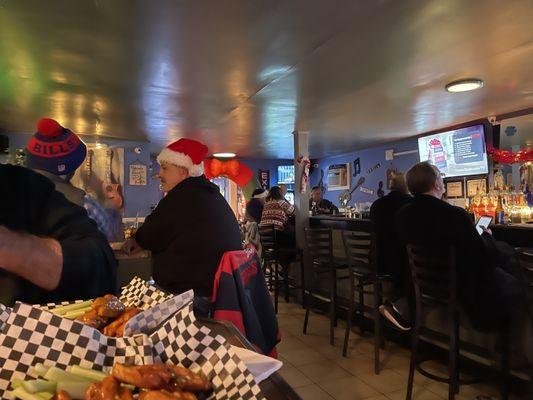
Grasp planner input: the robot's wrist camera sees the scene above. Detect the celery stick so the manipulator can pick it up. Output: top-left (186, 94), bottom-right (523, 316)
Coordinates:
top-left (62, 308), bottom-right (90, 319)
top-left (11, 379), bottom-right (24, 389)
top-left (68, 365), bottom-right (107, 382)
top-left (35, 393), bottom-right (53, 400)
top-left (56, 381), bottom-right (92, 399)
top-left (33, 364), bottom-right (50, 377)
top-left (43, 367), bottom-right (91, 383)
top-left (50, 300), bottom-right (92, 316)
top-left (11, 387), bottom-right (43, 400)
top-left (22, 380), bottom-right (56, 394)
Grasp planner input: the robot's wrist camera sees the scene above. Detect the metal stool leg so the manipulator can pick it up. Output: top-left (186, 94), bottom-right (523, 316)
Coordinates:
top-left (299, 252), bottom-right (306, 309)
top-left (358, 281), bottom-right (365, 334)
top-left (303, 291), bottom-right (312, 334)
top-left (374, 280), bottom-right (382, 374)
top-left (329, 269), bottom-right (336, 345)
top-left (274, 263), bottom-right (280, 314)
top-left (405, 329), bottom-right (418, 400)
top-left (343, 272), bottom-right (355, 357)
top-left (283, 262), bottom-right (290, 303)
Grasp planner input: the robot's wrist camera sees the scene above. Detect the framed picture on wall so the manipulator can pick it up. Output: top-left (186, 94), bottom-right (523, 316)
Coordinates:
top-left (327, 163), bottom-right (350, 190)
top-left (466, 176), bottom-right (488, 197)
top-left (445, 179), bottom-right (464, 198)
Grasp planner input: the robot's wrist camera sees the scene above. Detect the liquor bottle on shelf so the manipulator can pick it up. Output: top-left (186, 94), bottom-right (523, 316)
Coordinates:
top-left (495, 194), bottom-right (505, 224)
top-left (486, 195), bottom-right (496, 219)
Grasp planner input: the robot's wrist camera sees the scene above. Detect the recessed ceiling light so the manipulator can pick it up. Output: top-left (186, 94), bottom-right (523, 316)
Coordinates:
top-left (445, 78), bottom-right (484, 93)
top-left (213, 152), bottom-right (236, 158)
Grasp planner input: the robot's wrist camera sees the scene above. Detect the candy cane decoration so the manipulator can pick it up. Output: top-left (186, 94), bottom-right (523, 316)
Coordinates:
top-left (297, 156), bottom-right (311, 193)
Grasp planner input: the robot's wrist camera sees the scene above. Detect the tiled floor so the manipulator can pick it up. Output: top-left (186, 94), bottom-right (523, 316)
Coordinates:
top-left (275, 300), bottom-right (505, 400)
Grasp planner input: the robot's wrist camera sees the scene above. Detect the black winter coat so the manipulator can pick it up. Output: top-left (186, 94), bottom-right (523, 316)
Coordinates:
top-left (370, 191), bottom-right (413, 278)
top-left (135, 175), bottom-right (243, 297)
top-left (0, 164), bottom-right (117, 306)
top-left (395, 194), bottom-right (520, 330)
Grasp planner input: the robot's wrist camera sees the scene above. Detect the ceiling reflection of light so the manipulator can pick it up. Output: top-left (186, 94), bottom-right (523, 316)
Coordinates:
top-left (141, 43), bottom-right (180, 141)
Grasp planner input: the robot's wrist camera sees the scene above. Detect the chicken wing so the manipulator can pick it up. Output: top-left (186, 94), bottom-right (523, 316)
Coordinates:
top-left (102, 308), bottom-right (141, 337)
top-left (92, 294), bottom-right (126, 318)
top-left (112, 364), bottom-right (175, 390)
top-left (138, 390), bottom-right (197, 400)
top-left (76, 309), bottom-right (108, 330)
top-left (85, 375), bottom-right (135, 400)
top-left (168, 366), bottom-right (212, 393)
top-left (53, 390), bottom-right (72, 400)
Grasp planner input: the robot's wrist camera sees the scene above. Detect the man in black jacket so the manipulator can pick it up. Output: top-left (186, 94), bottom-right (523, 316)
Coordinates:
top-left (395, 161), bottom-right (522, 331)
top-left (0, 164), bottom-right (117, 306)
top-left (370, 173), bottom-right (413, 330)
top-left (123, 139), bottom-right (242, 307)
top-left (310, 186), bottom-right (338, 215)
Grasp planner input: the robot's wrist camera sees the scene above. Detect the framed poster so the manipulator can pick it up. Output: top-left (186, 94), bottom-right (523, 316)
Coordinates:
top-left (445, 180), bottom-right (464, 198)
top-left (466, 176), bottom-right (488, 197)
top-left (129, 163), bottom-right (148, 186)
top-left (327, 163), bottom-right (350, 191)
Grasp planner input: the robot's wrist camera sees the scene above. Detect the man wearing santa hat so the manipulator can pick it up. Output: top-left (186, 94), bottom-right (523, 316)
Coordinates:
top-left (123, 138), bottom-right (242, 314)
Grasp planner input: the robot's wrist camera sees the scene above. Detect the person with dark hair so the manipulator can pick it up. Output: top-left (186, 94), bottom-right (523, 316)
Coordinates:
top-left (369, 173), bottom-right (413, 331)
top-left (245, 188), bottom-right (267, 223)
top-left (0, 164), bottom-right (117, 306)
top-left (260, 186), bottom-right (295, 246)
top-left (310, 186), bottom-right (338, 215)
top-left (242, 188), bottom-right (268, 257)
top-left (391, 161), bottom-right (524, 334)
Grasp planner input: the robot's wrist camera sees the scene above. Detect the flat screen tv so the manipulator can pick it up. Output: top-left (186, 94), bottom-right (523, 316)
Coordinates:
top-left (418, 123), bottom-right (488, 178)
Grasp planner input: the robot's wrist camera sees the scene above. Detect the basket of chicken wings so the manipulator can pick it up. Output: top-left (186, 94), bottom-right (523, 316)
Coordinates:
top-left (0, 278), bottom-right (264, 400)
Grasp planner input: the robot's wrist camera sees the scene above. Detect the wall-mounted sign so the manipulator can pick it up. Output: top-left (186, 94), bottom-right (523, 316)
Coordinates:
top-left (258, 169), bottom-right (270, 190)
top-left (327, 163), bottom-right (350, 191)
top-left (129, 163), bottom-right (148, 186)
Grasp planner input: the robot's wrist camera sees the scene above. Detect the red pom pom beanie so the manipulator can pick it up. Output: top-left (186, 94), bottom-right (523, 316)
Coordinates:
top-left (26, 118), bottom-right (87, 175)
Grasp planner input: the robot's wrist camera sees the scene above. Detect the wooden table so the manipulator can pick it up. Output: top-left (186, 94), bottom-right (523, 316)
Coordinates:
top-left (200, 319), bottom-right (302, 400)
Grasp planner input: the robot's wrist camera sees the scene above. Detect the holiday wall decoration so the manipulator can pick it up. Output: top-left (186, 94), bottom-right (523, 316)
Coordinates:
top-left (488, 146), bottom-right (533, 164)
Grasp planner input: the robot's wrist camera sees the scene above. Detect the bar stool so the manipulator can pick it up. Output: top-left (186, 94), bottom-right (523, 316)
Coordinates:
top-left (259, 224), bottom-right (305, 314)
top-left (517, 249), bottom-right (533, 398)
top-left (341, 230), bottom-right (393, 374)
top-left (405, 244), bottom-right (470, 400)
top-left (303, 227), bottom-right (347, 345)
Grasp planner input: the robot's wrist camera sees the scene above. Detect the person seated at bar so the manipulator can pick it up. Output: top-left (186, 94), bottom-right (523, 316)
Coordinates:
top-left (0, 164), bottom-right (117, 306)
top-left (369, 173), bottom-right (413, 331)
top-left (245, 188), bottom-right (268, 223)
top-left (393, 161), bottom-right (523, 334)
top-left (242, 189), bottom-right (267, 257)
top-left (25, 118), bottom-right (116, 241)
top-left (122, 138), bottom-right (243, 316)
top-left (260, 186), bottom-right (296, 247)
top-left (310, 186), bottom-right (338, 215)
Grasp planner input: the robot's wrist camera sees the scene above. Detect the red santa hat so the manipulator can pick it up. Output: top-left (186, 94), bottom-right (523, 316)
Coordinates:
top-left (157, 138), bottom-right (209, 177)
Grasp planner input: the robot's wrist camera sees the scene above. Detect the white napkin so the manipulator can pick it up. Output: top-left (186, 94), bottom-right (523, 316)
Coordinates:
top-left (230, 345), bottom-right (283, 383)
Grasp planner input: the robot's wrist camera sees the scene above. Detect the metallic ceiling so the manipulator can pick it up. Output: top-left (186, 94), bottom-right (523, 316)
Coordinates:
top-left (0, 0), bottom-right (532, 158)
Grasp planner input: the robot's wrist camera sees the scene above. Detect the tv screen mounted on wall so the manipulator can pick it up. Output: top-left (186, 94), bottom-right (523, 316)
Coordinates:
top-left (417, 123), bottom-right (489, 178)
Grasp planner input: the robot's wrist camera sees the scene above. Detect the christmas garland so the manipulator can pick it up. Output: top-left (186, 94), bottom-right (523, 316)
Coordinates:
top-left (487, 146), bottom-right (533, 164)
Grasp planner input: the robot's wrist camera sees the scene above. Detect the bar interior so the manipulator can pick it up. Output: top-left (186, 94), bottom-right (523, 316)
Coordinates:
top-left (0, 1), bottom-right (532, 400)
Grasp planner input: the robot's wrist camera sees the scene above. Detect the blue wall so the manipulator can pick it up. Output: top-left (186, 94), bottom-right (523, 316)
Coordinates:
top-left (310, 138), bottom-right (419, 207)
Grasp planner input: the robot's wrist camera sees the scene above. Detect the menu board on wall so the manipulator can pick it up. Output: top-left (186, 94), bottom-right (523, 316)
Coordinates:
top-left (129, 163), bottom-right (148, 186)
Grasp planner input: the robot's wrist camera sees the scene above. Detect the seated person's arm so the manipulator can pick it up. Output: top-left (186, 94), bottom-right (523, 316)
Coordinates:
top-left (0, 168), bottom-right (117, 301)
top-left (0, 226), bottom-right (62, 291)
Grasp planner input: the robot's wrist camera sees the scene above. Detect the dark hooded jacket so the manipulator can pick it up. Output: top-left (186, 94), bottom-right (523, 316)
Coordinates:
top-left (0, 164), bottom-right (117, 306)
top-left (135, 175), bottom-right (243, 297)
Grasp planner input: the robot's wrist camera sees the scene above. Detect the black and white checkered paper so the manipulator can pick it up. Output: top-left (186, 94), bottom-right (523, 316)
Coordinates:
top-left (0, 278), bottom-right (265, 399)
top-left (0, 304), bottom-right (9, 332)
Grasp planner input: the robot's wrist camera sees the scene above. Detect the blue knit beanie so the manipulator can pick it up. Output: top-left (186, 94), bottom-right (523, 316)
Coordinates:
top-left (26, 118), bottom-right (87, 175)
